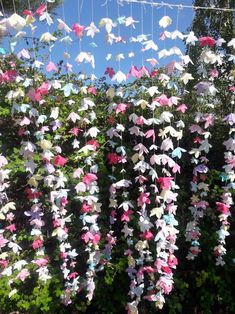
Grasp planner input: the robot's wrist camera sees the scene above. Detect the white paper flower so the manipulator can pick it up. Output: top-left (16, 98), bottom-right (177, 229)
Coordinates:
top-left (159, 16), bottom-right (172, 28)
top-left (40, 32), bottom-right (57, 43)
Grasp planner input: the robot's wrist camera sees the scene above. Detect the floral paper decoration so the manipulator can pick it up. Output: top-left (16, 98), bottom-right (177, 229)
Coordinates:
top-left (0, 2), bottom-right (234, 313)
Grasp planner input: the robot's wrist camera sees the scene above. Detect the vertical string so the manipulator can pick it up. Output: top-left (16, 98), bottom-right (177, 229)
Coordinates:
top-left (12, 0), bottom-right (16, 13)
top-left (78, 0), bottom-right (82, 52)
top-left (62, 0), bottom-right (68, 55)
top-left (176, 6), bottom-right (180, 30)
top-left (106, 0), bottom-right (109, 17)
top-left (45, 3), bottom-right (52, 62)
top-left (141, 2), bottom-right (144, 66)
top-left (0, 0), bottom-right (5, 16)
top-left (27, 0), bottom-right (36, 61)
top-left (117, 0), bottom-right (121, 71)
top-left (130, 1), bottom-right (133, 66)
top-left (91, 0), bottom-right (95, 78)
top-left (91, 0), bottom-right (94, 21)
top-left (78, 0), bottom-right (80, 24)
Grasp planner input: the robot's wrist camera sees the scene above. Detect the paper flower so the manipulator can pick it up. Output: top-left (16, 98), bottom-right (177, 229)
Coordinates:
top-left (40, 32), bottom-right (57, 42)
top-left (72, 23), bottom-right (85, 37)
top-left (199, 36), bottom-right (216, 47)
top-left (57, 19), bottom-right (72, 33)
top-left (159, 16), bottom-right (172, 28)
top-left (85, 22), bottom-right (100, 38)
top-left (99, 18), bottom-right (113, 33)
top-left (111, 71), bottom-right (126, 83)
top-left (8, 13), bottom-right (26, 31)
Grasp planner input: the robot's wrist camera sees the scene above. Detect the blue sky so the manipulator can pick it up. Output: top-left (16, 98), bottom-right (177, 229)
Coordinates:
top-left (2, 0), bottom-right (196, 78)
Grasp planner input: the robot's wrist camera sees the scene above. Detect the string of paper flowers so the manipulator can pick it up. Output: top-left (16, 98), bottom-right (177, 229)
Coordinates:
top-left (0, 0), bottom-right (234, 312)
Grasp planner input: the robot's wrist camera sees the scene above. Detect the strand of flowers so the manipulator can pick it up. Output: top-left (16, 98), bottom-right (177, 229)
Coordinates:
top-left (44, 85), bottom-right (80, 305)
top-left (4, 77), bottom-right (51, 287)
top-left (184, 32), bottom-right (227, 260)
top-left (104, 87), bottom-right (128, 263)
top-left (12, 7), bottom-right (52, 285)
top-left (213, 112), bottom-right (235, 265)
top-left (72, 93), bottom-right (102, 302)
top-left (0, 61), bottom-right (22, 295)
top-left (126, 95), bottom-right (156, 313)
top-left (0, 152), bottom-right (19, 293)
top-left (148, 92), bottom-right (183, 309)
top-left (116, 97), bottom-right (136, 291)
top-left (185, 111), bottom-right (214, 259)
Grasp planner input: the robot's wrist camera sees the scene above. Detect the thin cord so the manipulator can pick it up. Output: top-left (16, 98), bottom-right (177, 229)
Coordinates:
top-left (106, 0), bottom-right (109, 17)
top-left (45, 3), bottom-right (52, 61)
top-left (27, 0), bottom-right (36, 61)
top-left (91, 0), bottom-right (95, 77)
top-left (91, 0), bottom-right (94, 21)
top-left (130, 1), bottom-right (134, 65)
top-left (77, 0), bottom-right (82, 51)
top-left (0, 0), bottom-right (5, 16)
top-left (119, 0), bottom-right (235, 12)
top-left (78, 0), bottom-right (80, 23)
top-left (12, 0), bottom-right (16, 13)
top-left (176, 6), bottom-right (179, 29)
top-left (117, 0), bottom-right (121, 70)
top-left (62, 0), bottom-right (69, 54)
top-left (141, 2), bottom-right (144, 66)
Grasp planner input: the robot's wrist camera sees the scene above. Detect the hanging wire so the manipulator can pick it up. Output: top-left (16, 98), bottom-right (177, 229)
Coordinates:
top-left (91, 0), bottom-right (95, 77)
top-left (77, 0), bottom-right (82, 51)
top-left (117, 0), bottom-right (121, 71)
top-left (0, 0), bottom-right (5, 16)
top-left (45, 2), bottom-right (52, 62)
top-left (27, 0), bottom-right (36, 61)
top-left (129, 0), bottom-right (134, 66)
top-left (140, 2), bottom-right (144, 66)
top-left (91, 0), bottom-right (94, 21)
top-left (105, 0), bottom-right (109, 16)
top-left (12, 0), bottom-right (16, 13)
top-left (119, 0), bottom-right (235, 12)
top-left (62, 0), bottom-right (69, 55)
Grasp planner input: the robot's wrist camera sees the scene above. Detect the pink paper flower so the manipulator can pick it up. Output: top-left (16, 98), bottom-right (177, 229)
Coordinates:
top-left (81, 232), bottom-right (101, 245)
top-left (36, 3), bottom-right (46, 16)
top-left (216, 202), bottom-right (230, 214)
top-left (23, 9), bottom-right (33, 17)
top-left (88, 86), bottom-right (97, 95)
top-left (6, 224), bottom-right (16, 232)
top-left (86, 139), bottom-right (100, 150)
top-left (209, 68), bottom-right (219, 78)
top-left (176, 104), bottom-right (188, 113)
top-left (0, 260), bottom-right (8, 268)
top-left (154, 94), bottom-right (170, 106)
top-left (72, 23), bottom-right (85, 37)
top-left (46, 61), bottom-right (58, 72)
top-left (82, 173), bottom-right (98, 185)
top-left (137, 192), bottom-right (151, 207)
top-left (54, 155), bottom-right (68, 167)
top-left (116, 103), bottom-right (128, 114)
top-left (141, 231), bottom-right (154, 241)
top-left (81, 202), bottom-right (92, 213)
top-left (16, 268), bottom-right (30, 281)
top-left (121, 210), bottom-right (134, 222)
top-left (32, 238), bottom-right (44, 250)
top-left (198, 36), bottom-right (216, 47)
top-left (107, 153), bottom-right (122, 165)
top-left (0, 235), bottom-right (8, 248)
top-left (33, 257), bottom-right (49, 267)
top-left (157, 177), bottom-right (174, 190)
